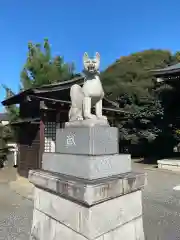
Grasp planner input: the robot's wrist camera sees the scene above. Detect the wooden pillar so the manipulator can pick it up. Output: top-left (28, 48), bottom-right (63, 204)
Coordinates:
top-left (39, 120), bottom-right (45, 168)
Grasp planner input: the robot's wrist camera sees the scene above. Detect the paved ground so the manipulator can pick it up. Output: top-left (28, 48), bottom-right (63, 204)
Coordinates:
top-left (1, 164), bottom-right (180, 239)
top-left (0, 167), bottom-right (33, 240)
top-left (0, 183), bottom-right (33, 240)
top-left (134, 162), bottom-right (180, 240)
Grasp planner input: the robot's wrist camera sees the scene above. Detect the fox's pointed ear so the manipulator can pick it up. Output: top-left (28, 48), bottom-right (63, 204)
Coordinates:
top-left (95, 52), bottom-right (100, 61)
top-left (83, 52), bottom-right (89, 62)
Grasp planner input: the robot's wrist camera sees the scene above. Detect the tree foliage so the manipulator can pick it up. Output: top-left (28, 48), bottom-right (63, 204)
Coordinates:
top-left (1, 39), bottom-right (76, 163)
top-left (2, 38), bottom-right (75, 121)
top-left (102, 49), bottom-right (176, 101)
top-left (2, 85), bottom-right (19, 122)
top-left (0, 123), bottom-right (13, 167)
top-left (20, 39), bottom-right (75, 90)
top-left (0, 86), bottom-right (18, 166)
top-left (101, 49), bottom-right (180, 156)
top-left (2, 44), bottom-right (180, 158)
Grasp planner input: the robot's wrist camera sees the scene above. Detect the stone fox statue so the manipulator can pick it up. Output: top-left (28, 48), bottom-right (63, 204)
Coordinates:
top-left (68, 52), bottom-right (107, 121)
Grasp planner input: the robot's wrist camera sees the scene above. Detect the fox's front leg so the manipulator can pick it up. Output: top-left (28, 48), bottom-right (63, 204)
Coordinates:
top-left (83, 97), bottom-right (97, 119)
top-left (96, 99), bottom-right (107, 120)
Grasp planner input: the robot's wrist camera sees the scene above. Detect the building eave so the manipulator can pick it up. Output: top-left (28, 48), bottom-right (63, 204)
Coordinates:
top-left (151, 63), bottom-right (180, 77)
top-left (1, 74), bottom-right (131, 114)
top-left (2, 75), bottom-right (84, 106)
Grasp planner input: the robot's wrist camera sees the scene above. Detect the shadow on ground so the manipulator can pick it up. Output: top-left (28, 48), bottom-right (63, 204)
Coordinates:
top-left (133, 157), bottom-right (158, 165)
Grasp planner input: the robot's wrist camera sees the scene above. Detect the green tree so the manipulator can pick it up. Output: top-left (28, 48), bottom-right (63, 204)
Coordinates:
top-left (101, 49), bottom-right (176, 101)
top-left (2, 85), bottom-right (19, 122)
top-left (1, 39), bottom-right (75, 163)
top-left (2, 38), bottom-right (75, 121)
top-left (0, 86), bottom-right (19, 166)
top-left (174, 51), bottom-right (180, 62)
top-left (0, 124), bottom-right (7, 167)
top-left (101, 49), bottom-right (179, 156)
top-left (20, 39), bottom-right (75, 89)
top-left (0, 123), bottom-right (13, 168)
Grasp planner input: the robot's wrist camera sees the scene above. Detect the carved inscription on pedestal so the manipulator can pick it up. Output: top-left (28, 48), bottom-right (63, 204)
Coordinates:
top-left (65, 133), bottom-right (76, 147)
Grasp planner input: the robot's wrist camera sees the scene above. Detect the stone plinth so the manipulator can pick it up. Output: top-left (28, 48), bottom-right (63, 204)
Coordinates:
top-left (158, 159), bottom-right (180, 171)
top-left (29, 170), bottom-right (146, 205)
top-left (42, 153), bottom-right (131, 180)
top-left (29, 170), bottom-right (146, 240)
top-left (46, 126), bottom-right (131, 180)
top-left (30, 124), bottom-right (146, 239)
top-left (56, 126), bottom-right (119, 155)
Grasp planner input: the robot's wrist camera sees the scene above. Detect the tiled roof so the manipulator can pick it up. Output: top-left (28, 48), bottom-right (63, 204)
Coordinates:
top-left (152, 63), bottom-right (180, 76)
top-left (154, 63), bottom-right (180, 71)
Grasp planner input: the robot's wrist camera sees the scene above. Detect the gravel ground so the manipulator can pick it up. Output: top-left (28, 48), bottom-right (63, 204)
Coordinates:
top-left (1, 164), bottom-right (180, 239)
top-left (0, 182), bottom-right (33, 240)
top-left (135, 162), bottom-right (180, 240)
top-left (0, 167), bottom-right (33, 240)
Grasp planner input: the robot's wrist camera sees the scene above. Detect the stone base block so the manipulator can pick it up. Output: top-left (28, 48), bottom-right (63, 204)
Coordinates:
top-left (158, 159), bottom-right (180, 172)
top-left (42, 153), bottom-right (131, 179)
top-left (29, 170), bottom-right (146, 205)
top-left (31, 209), bottom-right (144, 240)
top-left (30, 187), bottom-right (144, 240)
top-left (56, 126), bottom-right (118, 155)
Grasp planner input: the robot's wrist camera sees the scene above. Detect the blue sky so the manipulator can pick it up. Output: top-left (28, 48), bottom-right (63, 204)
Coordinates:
top-left (0, 0), bottom-right (180, 111)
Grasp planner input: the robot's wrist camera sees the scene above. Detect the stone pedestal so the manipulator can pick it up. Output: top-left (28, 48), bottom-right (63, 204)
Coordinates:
top-left (29, 126), bottom-right (146, 239)
top-left (56, 126), bottom-right (119, 155)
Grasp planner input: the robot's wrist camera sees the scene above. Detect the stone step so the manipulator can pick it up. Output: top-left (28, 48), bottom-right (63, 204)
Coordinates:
top-left (29, 170), bottom-right (146, 206)
top-left (158, 159), bottom-right (180, 171)
top-left (42, 153), bottom-right (131, 180)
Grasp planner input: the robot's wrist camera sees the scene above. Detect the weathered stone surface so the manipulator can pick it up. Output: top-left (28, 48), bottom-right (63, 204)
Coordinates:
top-left (56, 126), bottom-right (118, 155)
top-left (134, 217), bottom-right (145, 240)
top-left (29, 170), bottom-right (146, 206)
top-left (30, 209), bottom-right (91, 240)
top-left (103, 216), bottom-right (144, 240)
top-left (158, 159), bottom-right (180, 166)
top-left (103, 219), bottom-right (136, 240)
top-left (42, 153), bottom-right (131, 179)
top-left (158, 159), bottom-right (180, 172)
top-left (123, 171), bottom-right (147, 193)
top-left (31, 209), bottom-right (144, 240)
top-left (33, 187), bottom-right (142, 239)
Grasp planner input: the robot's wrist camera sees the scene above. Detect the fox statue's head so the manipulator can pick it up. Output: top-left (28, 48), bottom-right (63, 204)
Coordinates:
top-left (83, 52), bottom-right (100, 74)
